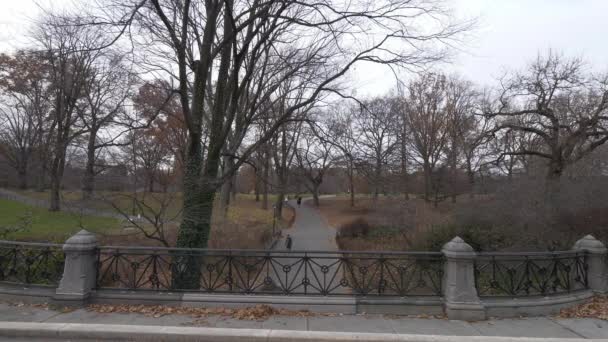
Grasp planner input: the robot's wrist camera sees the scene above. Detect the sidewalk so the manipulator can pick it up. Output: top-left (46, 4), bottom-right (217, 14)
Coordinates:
top-left (0, 303), bottom-right (607, 340)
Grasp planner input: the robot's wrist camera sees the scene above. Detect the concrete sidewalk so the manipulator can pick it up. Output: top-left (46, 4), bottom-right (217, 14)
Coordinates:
top-left (0, 303), bottom-right (607, 340)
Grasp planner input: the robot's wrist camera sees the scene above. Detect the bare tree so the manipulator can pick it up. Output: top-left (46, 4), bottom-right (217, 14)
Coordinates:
top-left (33, 14), bottom-right (109, 211)
top-left (79, 52), bottom-right (134, 199)
top-left (324, 104), bottom-right (359, 206)
top-left (443, 75), bottom-right (481, 201)
top-left (295, 124), bottom-right (336, 207)
top-left (0, 51), bottom-right (52, 189)
top-left (353, 97), bottom-right (399, 199)
top-left (487, 52), bottom-right (608, 211)
top-left (405, 73), bottom-right (450, 203)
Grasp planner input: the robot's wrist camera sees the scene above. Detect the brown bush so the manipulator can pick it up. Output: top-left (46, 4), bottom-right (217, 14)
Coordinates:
top-left (337, 218), bottom-right (371, 239)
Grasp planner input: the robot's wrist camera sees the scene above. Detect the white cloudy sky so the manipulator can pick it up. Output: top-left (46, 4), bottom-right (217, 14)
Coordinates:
top-left (1, 0), bottom-right (607, 97)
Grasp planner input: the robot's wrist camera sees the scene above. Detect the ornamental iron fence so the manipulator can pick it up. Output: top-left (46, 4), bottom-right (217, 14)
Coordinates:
top-left (0, 241), bottom-right (64, 286)
top-left (474, 251), bottom-right (589, 297)
top-left (95, 247), bottom-right (444, 297)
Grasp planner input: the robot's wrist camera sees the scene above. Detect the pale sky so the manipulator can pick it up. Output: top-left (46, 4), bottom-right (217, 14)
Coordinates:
top-left (1, 0), bottom-right (607, 96)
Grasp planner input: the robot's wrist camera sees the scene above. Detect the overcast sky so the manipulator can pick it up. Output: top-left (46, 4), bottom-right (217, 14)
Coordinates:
top-left (1, 0), bottom-right (607, 97)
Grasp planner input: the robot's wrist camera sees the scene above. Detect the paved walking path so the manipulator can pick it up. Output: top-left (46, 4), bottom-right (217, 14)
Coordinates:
top-left (281, 197), bottom-right (338, 251)
top-left (0, 303), bottom-right (607, 339)
top-left (269, 197), bottom-right (342, 295)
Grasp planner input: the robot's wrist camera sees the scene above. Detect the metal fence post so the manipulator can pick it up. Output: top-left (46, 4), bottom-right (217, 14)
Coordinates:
top-left (441, 236), bottom-right (486, 320)
top-left (54, 230), bottom-right (98, 305)
top-left (573, 235), bottom-right (608, 294)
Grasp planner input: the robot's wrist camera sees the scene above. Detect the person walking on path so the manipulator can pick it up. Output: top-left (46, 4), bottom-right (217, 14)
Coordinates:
top-left (285, 234), bottom-right (293, 250)
top-left (297, 197), bottom-right (302, 206)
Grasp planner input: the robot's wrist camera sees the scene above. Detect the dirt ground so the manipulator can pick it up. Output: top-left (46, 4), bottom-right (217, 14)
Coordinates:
top-left (98, 195), bottom-right (295, 249)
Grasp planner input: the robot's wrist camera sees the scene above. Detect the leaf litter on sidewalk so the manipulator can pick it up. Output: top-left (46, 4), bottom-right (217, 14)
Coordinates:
top-left (558, 296), bottom-right (608, 321)
top-left (87, 304), bottom-right (335, 320)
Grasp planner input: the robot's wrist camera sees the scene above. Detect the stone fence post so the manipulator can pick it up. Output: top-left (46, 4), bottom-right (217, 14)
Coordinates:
top-left (572, 235), bottom-right (608, 294)
top-left (441, 236), bottom-right (486, 320)
top-left (54, 230), bottom-right (98, 305)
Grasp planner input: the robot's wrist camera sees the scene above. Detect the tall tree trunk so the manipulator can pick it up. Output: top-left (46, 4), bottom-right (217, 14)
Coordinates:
top-left (423, 162), bottom-right (432, 203)
top-left (254, 174), bottom-right (260, 201)
top-left (312, 183), bottom-right (320, 207)
top-left (466, 163), bottom-right (475, 199)
top-left (544, 161), bottom-right (563, 220)
top-left (17, 163), bottom-right (27, 190)
top-left (49, 147), bottom-right (65, 212)
top-left (274, 167), bottom-right (287, 219)
top-left (400, 121), bottom-right (409, 200)
top-left (219, 156), bottom-right (234, 218)
top-left (82, 130), bottom-right (97, 200)
top-left (373, 158), bottom-right (381, 200)
top-left (230, 175), bottom-right (236, 202)
top-left (348, 160), bottom-right (355, 207)
top-left (148, 174), bottom-right (154, 193)
top-left (174, 130), bottom-right (218, 289)
top-left (35, 149), bottom-right (49, 192)
top-left (449, 145), bottom-right (458, 203)
top-left (262, 145), bottom-right (270, 210)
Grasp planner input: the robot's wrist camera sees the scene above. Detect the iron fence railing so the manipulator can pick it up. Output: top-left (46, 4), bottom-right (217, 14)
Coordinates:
top-left (474, 251), bottom-right (588, 297)
top-left (0, 237), bottom-right (595, 300)
top-left (95, 247), bottom-right (444, 297)
top-left (0, 241), bottom-right (65, 286)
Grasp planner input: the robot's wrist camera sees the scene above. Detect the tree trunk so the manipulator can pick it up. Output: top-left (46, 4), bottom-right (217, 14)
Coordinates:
top-left (467, 166), bottom-right (475, 199)
top-left (312, 184), bottom-right (320, 207)
top-left (147, 175), bottom-right (155, 193)
top-left (17, 164), bottom-right (27, 190)
top-left (423, 162), bottom-right (432, 202)
top-left (348, 161), bottom-right (355, 207)
top-left (544, 161), bottom-right (563, 219)
top-left (274, 167), bottom-right (288, 219)
top-left (35, 151), bottom-right (49, 192)
top-left (400, 126), bottom-right (409, 201)
top-left (82, 130), bottom-right (97, 200)
top-left (174, 129), bottom-right (217, 289)
top-left (219, 157), bottom-right (234, 218)
top-left (373, 159), bottom-right (381, 200)
top-left (449, 145), bottom-right (458, 204)
top-left (49, 149), bottom-right (65, 212)
top-left (254, 172), bottom-right (260, 202)
top-left (274, 192), bottom-right (284, 220)
top-left (262, 145), bottom-right (270, 210)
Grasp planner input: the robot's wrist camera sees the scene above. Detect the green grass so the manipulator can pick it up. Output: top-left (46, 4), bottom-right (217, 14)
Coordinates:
top-left (0, 198), bottom-right (121, 242)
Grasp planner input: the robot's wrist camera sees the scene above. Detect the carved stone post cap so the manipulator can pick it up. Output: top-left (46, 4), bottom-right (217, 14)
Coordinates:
top-left (442, 236), bottom-right (476, 258)
top-left (573, 235), bottom-right (607, 254)
top-left (63, 230), bottom-right (98, 251)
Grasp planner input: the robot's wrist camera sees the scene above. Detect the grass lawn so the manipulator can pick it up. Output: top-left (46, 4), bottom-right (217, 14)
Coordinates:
top-left (3, 191), bottom-right (295, 248)
top-left (0, 198), bottom-right (121, 242)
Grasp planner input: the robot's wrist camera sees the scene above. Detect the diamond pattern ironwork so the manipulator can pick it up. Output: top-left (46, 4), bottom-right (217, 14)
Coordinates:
top-left (0, 242), bottom-right (64, 286)
top-left (96, 248), bottom-right (444, 297)
top-left (474, 252), bottom-right (588, 297)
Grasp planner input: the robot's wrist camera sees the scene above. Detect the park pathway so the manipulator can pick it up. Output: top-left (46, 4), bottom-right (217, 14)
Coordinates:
top-left (282, 196), bottom-right (338, 251)
top-left (270, 196), bottom-right (345, 295)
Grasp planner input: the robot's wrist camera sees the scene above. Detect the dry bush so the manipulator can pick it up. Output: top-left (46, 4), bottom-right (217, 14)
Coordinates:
top-left (319, 196), bottom-right (454, 251)
top-left (420, 175), bottom-right (608, 252)
top-left (336, 218), bottom-right (370, 239)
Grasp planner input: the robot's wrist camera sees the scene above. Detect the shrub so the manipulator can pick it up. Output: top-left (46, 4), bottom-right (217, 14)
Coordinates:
top-left (416, 222), bottom-right (513, 252)
top-left (337, 218), bottom-right (371, 239)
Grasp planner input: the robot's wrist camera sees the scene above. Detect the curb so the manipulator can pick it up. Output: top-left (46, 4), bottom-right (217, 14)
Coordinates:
top-left (0, 322), bottom-right (606, 342)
